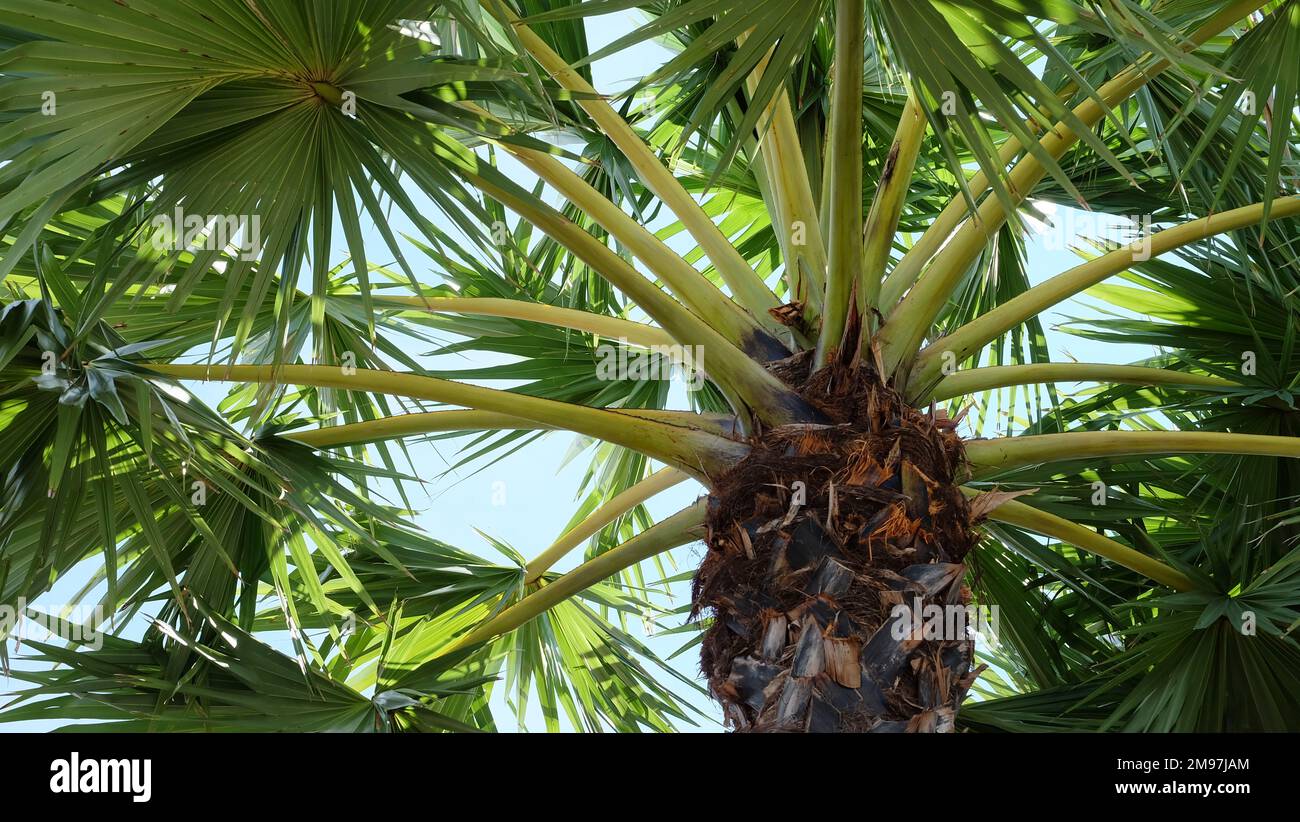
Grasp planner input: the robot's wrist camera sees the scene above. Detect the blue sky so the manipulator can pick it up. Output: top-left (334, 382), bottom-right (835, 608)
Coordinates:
top-left (4, 11), bottom-right (1161, 732)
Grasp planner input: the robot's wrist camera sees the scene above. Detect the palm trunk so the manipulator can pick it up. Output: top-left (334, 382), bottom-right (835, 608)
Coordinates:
top-left (694, 359), bottom-right (981, 732)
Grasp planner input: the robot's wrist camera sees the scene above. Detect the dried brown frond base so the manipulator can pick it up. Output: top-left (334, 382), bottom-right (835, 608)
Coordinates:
top-left (694, 361), bottom-right (982, 733)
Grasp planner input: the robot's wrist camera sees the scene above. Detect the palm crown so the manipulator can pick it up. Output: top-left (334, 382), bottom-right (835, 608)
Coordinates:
top-left (1, 0), bottom-right (1298, 732)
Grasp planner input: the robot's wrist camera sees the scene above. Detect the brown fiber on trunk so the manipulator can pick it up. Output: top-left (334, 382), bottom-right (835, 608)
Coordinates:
top-left (694, 357), bottom-right (982, 732)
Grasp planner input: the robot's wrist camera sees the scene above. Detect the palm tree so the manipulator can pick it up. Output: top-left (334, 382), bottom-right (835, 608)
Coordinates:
top-left (1, 0), bottom-right (1299, 732)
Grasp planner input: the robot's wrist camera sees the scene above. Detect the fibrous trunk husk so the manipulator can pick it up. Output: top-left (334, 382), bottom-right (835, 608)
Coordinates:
top-left (694, 358), bottom-right (981, 732)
